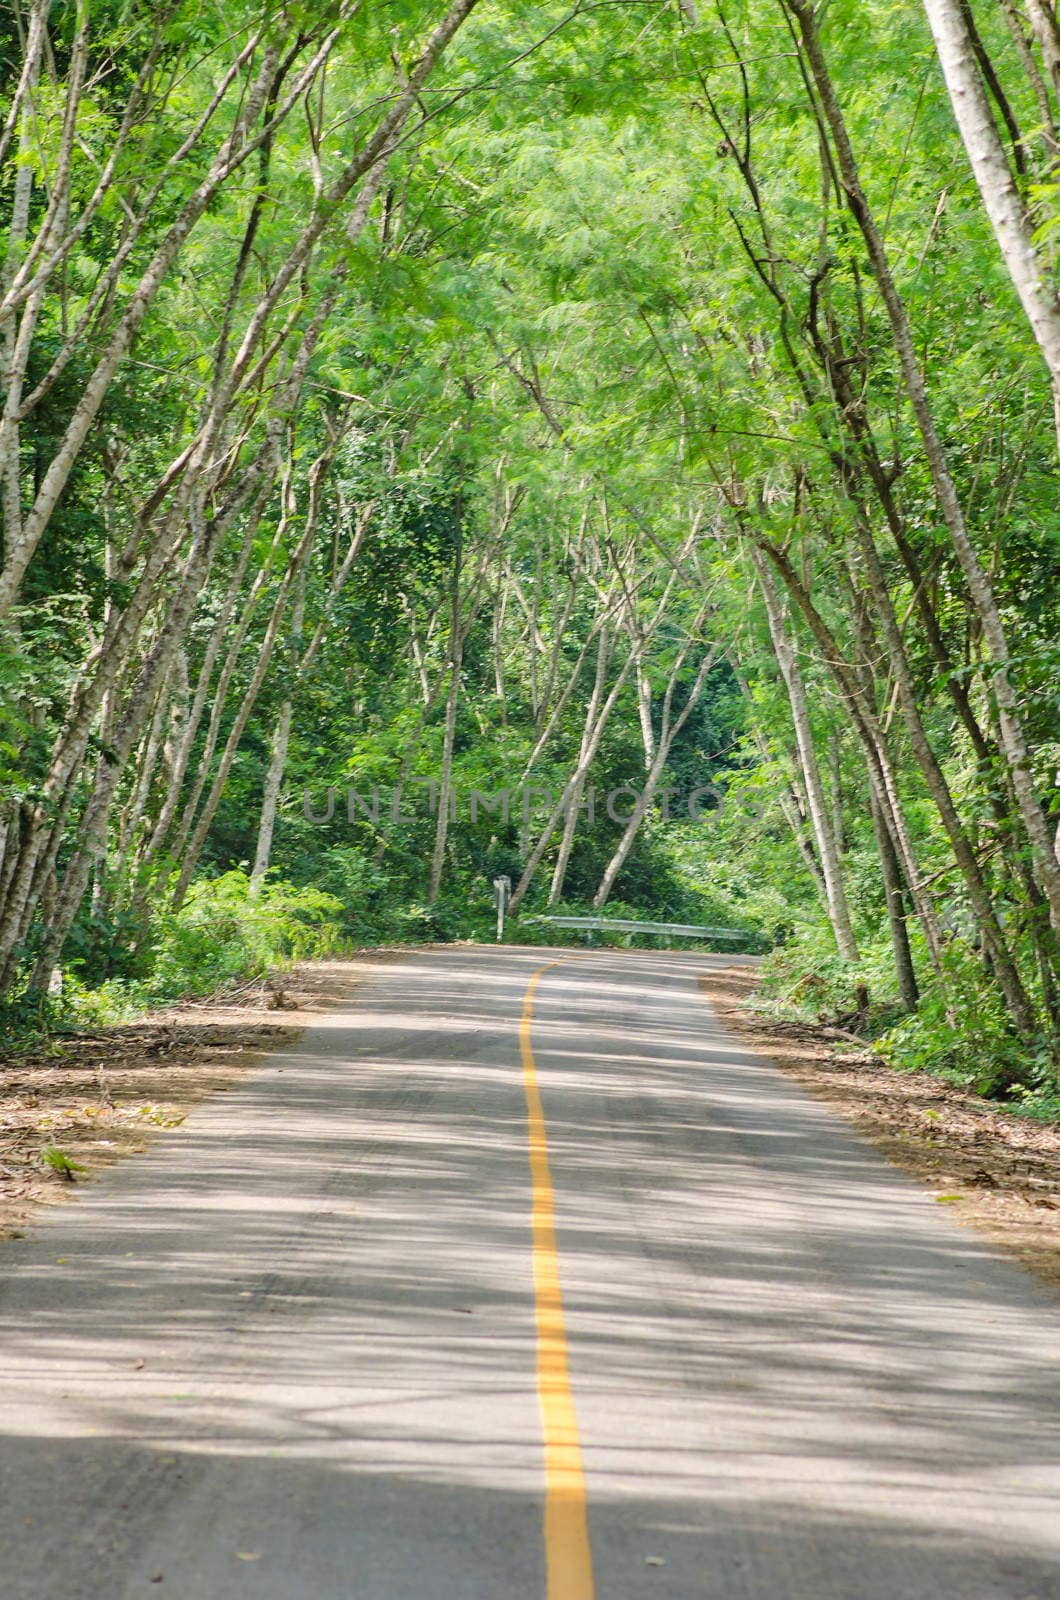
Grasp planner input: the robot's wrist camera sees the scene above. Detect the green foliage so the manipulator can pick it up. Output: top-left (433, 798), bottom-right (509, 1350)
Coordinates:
top-left (757, 929), bottom-right (907, 1028)
top-left (146, 872), bottom-right (342, 1000)
top-left (876, 942), bottom-right (1056, 1102)
top-left (664, 815), bottom-right (813, 952)
top-left (0, 990), bottom-right (70, 1048)
top-left (0, 870), bottom-right (345, 1038)
top-left (40, 1146), bottom-right (87, 1180)
top-left (757, 928), bottom-right (1060, 1116)
top-left (2, 0), bottom-right (1059, 1124)
top-left (59, 979), bottom-right (139, 1027)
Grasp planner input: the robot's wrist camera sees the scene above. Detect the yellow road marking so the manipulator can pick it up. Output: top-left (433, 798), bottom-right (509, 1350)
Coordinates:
top-left (520, 962), bottom-right (596, 1600)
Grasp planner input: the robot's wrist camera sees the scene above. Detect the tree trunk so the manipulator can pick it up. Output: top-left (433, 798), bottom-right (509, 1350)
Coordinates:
top-left (789, 0), bottom-right (1060, 937)
top-left (758, 537), bottom-right (949, 979)
top-left (869, 787), bottom-right (920, 1008)
top-left (548, 632), bottom-right (611, 904)
top-left (592, 638), bottom-right (719, 910)
top-left (509, 647), bottom-right (638, 915)
top-left (251, 700), bottom-right (293, 888)
top-left (428, 524), bottom-right (464, 906)
top-left (752, 549), bottom-right (859, 959)
top-left (26, 496), bottom-right (240, 989)
top-left (169, 514), bottom-right (318, 911)
top-left (247, 495), bottom-right (363, 891)
top-left (922, 0), bottom-right (1060, 441)
top-left (635, 663), bottom-right (656, 769)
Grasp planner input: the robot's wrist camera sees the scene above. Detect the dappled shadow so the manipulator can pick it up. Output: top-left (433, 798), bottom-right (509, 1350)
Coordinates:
top-left (0, 957), bottom-right (361, 1237)
top-left (0, 947), bottom-right (1057, 1597)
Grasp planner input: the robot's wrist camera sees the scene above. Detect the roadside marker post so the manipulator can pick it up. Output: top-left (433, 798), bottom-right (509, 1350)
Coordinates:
top-left (493, 875), bottom-right (512, 941)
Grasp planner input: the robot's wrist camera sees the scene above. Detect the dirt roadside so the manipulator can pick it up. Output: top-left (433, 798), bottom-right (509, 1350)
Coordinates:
top-left (0, 960), bottom-right (358, 1240)
top-left (699, 965), bottom-right (1060, 1292)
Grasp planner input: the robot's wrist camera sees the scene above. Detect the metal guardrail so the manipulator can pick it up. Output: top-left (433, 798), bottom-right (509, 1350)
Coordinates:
top-left (533, 914), bottom-right (749, 942)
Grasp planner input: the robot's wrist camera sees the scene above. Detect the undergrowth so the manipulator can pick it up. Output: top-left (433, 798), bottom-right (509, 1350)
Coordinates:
top-left (0, 870), bottom-right (343, 1042)
top-left (755, 929), bottom-right (1060, 1121)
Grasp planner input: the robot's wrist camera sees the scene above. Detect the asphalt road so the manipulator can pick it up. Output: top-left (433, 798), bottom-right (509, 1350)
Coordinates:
top-left (0, 947), bottom-right (1058, 1599)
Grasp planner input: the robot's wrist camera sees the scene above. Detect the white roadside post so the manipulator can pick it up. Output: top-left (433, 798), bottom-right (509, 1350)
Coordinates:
top-left (493, 876), bottom-right (512, 942)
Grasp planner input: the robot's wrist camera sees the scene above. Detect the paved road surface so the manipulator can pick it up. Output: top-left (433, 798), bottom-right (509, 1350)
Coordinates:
top-left (0, 948), bottom-right (1057, 1599)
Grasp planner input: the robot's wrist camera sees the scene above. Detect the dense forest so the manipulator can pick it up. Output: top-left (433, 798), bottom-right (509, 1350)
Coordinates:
top-left (1, 0), bottom-right (1058, 1106)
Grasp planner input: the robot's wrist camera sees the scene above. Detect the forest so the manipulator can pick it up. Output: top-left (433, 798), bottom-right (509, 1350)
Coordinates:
top-left (1, 0), bottom-right (1058, 1109)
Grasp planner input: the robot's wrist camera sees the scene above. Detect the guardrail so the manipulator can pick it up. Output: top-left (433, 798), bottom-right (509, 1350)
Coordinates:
top-left (532, 914), bottom-right (749, 943)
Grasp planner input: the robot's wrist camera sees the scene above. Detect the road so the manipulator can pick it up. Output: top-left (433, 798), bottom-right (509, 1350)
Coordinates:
top-left (0, 946), bottom-right (1058, 1599)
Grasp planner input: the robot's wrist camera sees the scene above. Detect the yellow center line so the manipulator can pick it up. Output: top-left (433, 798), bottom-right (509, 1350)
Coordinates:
top-left (520, 961), bottom-right (596, 1600)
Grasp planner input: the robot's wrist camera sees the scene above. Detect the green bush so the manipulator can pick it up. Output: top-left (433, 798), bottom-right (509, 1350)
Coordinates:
top-left (0, 988), bottom-right (69, 1047)
top-left (875, 941), bottom-right (1050, 1100)
top-left (309, 846), bottom-right (392, 942)
top-left (758, 927), bottom-right (907, 1026)
top-left (757, 923), bottom-right (1057, 1111)
top-left (146, 870), bottom-right (342, 1001)
top-left (0, 870), bottom-right (345, 1043)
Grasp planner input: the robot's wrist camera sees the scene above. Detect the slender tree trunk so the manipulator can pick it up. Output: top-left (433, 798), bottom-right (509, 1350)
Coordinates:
top-left (869, 787), bottom-right (920, 1008)
top-left (827, 737), bottom-right (846, 858)
top-left (26, 498), bottom-right (239, 988)
top-left (248, 489), bottom-right (372, 891)
top-left (1025, 0), bottom-right (1060, 93)
top-left (849, 502), bottom-right (1038, 1037)
top-left (752, 549), bottom-right (859, 959)
top-left (428, 525), bottom-right (464, 905)
top-left (592, 637), bottom-right (719, 910)
top-left (635, 663), bottom-right (656, 769)
top-left (250, 557), bottom-right (308, 888)
top-left (510, 648), bottom-right (638, 914)
top-left (548, 632), bottom-right (611, 904)
top-left (922, 0), bottom-right (1060, 441)
top-left (758, 537), bottom-right (949, 978)
top-left (996, 0), bottom-right (1059, 143)
top-left (169, 516), bottom-right (318, 910)
top-left (251, 701), bottom-right (294, 888)
top-left (137, 507), bottom-right (268, 877)
top-left (519, 599), bottom-right (616, 784)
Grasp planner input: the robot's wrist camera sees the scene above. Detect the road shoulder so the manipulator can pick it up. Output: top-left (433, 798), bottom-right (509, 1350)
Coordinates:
top-left (0, 959), bottom-right (359, 1240)
top-left (699, 964), bottom-right (1060, 1293)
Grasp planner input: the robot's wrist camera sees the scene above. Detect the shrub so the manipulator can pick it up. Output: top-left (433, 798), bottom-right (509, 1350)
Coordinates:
top-left (146, 870), bottom-right (342, 1001)
top-left (875, 941), bottom-right (1049, 1100)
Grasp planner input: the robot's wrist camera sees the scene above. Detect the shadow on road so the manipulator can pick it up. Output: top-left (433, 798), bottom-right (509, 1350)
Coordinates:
top-left (0, 949), bottom-right (1057, 1597)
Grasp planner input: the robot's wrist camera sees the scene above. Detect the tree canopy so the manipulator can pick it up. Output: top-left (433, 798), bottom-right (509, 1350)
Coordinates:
top-left (2, 0), bottom-right (1058, 1104)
